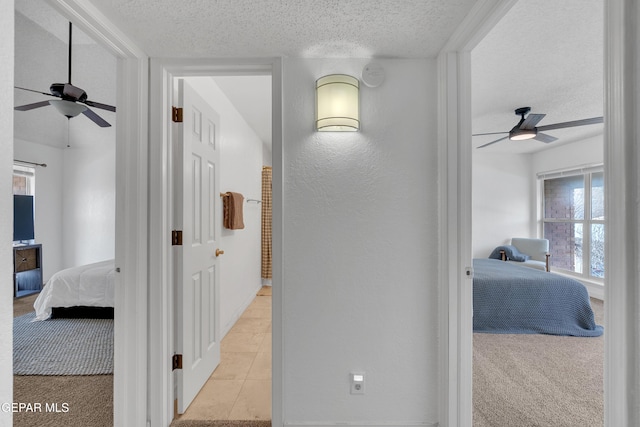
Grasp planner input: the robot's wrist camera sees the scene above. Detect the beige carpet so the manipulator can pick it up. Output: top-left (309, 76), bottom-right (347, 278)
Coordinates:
top-left (473, 298), bottom-right (604, 427)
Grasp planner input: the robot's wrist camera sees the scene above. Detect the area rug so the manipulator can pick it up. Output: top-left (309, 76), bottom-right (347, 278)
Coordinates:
top-left (13, 312), bottom-right (113, 375)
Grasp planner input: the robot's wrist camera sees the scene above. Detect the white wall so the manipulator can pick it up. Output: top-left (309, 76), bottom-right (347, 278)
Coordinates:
top-left (472, 152), bottom-right (532, 258)
top-left (13, 139), bottom-right (64, 281)
top-left (14, 7), bottom-right (117, 270)
top-left (532, 134), bottom-right (603, 173)
top-left (185, 77), bottom-right (264, 337)
top-left (0, 1), bottom-right (14, 425)
top-left (62, 130), bottom-right (116, 267)
top-left (282, 58), bottom-right (439, 424)
top-left (472, 135), bottom-right (604, 260)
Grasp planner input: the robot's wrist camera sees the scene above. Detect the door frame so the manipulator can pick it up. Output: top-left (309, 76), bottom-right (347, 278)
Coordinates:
top-left (45, 1), bottom-right (150, 426)
top-left (148, 58), bottom-right (283, 427)
top-left (438, 0), bottom-right (633, 425)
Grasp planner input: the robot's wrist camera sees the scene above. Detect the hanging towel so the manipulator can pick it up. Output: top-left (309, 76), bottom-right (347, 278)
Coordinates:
top-left (223, 192), bottom-right (245, 230)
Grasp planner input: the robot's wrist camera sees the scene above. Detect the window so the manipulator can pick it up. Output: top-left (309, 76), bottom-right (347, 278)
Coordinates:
top-left (13, 164), bottom-right (35, 196)
top-left (541, 166), bottom-right (604, 279)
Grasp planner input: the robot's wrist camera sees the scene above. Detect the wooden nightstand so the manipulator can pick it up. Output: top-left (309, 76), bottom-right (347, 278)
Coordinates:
top-left (13, 244), bottom-right (42, 298)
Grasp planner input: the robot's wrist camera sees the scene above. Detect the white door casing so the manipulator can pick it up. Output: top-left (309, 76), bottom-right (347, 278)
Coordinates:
top-left (174, 79), bottom-right (222, 413)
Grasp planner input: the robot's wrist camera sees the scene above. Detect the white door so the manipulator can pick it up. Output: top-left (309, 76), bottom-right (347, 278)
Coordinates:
top-left (174, 79), bottom-right (222, 413)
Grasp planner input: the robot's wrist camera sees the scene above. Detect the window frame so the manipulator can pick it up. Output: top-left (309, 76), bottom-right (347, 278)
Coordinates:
top-left (539, 164), bottom-right (604, 281)
top-left (13, 163), bottom-right (36, 196)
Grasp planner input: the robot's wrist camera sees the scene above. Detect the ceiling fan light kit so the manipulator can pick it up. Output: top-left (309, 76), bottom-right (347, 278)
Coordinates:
top-left (473, 106), bottom-right (603, 149)
top-left (509, 128), bottom-right (537, 140)
top-left (49, 99), bottom-right (87, 118)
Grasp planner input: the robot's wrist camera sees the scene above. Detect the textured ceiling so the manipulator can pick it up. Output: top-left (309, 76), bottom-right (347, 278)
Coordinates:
top-left (91, 0), bottom-right (476, 58)
top-left (471, 0), bottom-right (604, 154)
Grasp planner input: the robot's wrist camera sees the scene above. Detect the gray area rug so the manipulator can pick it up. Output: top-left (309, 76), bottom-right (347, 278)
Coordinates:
top-left (13, 312), bottom-right (113, 375)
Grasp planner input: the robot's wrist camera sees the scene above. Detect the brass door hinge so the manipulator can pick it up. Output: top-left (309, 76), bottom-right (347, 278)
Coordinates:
top-left (172, 230), bottom-right (183, 246)
top-left (172, 107), bottom-right (183, 123)
top-left (172, 354), bottom-right (182, 370)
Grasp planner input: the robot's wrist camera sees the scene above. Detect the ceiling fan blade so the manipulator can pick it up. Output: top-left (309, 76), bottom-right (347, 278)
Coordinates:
top-left (83, 99), bottom-right (116, 112)
top-left (533, 133), bottom-right (558, 144)
top-left (477, 136), bottom-right (509, 149)
top-left (537, 116), bottom-right (604, 132)
top-left (472, 131), bottom-right (508, 137)
top-left (14, 86), bottom-right (57, 98)
top-left (14, 100), bottom-right (51, 111)
top-left (82, 107), bottom-right (112, 127)
top-left (520, 113), bottom-right (545, 130)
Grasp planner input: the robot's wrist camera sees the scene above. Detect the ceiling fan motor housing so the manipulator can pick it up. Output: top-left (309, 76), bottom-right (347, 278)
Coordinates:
top-left (50, 83), bottom-right (88, 102)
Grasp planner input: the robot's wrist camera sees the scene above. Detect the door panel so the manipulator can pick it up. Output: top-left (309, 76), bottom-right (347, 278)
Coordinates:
top-left (174, 79), bottom-right (221, 413)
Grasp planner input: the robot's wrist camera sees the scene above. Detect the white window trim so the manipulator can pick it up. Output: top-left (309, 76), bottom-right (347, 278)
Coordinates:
top-left (539, 165), bottom-right (605, 281)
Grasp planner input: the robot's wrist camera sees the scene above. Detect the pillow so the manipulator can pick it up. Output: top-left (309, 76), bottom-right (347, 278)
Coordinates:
top-left (489, 245), bottom-right (531, 262)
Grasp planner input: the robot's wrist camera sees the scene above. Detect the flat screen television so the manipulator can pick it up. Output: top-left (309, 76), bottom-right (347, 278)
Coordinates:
top-left (14, 194), bottom-right (35, 242)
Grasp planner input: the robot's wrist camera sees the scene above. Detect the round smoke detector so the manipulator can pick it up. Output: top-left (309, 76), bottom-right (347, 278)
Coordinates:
top-left (362, 63), bottom-right (385, 88)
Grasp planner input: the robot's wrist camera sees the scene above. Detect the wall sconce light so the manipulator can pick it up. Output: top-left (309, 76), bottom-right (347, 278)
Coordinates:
top-left (316, 74), bottom-right (359, 132)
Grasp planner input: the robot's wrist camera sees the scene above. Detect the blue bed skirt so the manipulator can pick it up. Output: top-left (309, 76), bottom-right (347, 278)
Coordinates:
top-left (473, 258), bottom-right (603, 337)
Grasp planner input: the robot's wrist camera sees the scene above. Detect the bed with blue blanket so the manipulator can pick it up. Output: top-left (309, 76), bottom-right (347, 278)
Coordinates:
top-left (473, 258), bottom-right (603, 337)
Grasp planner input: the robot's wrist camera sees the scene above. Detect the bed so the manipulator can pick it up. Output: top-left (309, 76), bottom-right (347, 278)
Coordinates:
top-left (473, 258), bottom-right (603, 337)
top-left (33, 260), bottom-right (115, 321)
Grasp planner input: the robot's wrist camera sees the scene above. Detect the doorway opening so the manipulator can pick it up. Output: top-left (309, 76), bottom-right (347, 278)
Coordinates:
top-left (173, 74), bottom-right (273, 421)
top-left (13, 2), bottom-right (118, 425)
top-left (469, 1), bottom-right (605, 425)
top-left (146, 59), bottom-right (281, 426)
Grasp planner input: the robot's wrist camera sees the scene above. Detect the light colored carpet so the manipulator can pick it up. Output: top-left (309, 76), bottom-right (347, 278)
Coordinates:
top-left (14, 312), bottom-right (113, 375)
top-left (473, 298), bottom-right (604, 427)
top-left (13, 375), bottom-right (113, 427)
top-left (13, 294), bottom-right (113, 427)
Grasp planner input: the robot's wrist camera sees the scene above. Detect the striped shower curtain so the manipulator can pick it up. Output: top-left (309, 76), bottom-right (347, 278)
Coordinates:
top-left (261, 166), bottom-right (272, 281)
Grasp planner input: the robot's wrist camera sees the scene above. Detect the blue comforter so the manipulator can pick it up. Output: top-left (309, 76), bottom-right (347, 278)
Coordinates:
top-left (473, 258), bottom-right (603, 337)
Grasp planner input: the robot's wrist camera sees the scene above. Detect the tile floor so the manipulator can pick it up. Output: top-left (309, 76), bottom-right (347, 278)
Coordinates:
top-left (175, 288), bottom-right (272, 421)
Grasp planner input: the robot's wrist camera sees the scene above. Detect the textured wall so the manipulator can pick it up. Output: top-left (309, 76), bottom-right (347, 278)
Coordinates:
top-left (282, 58), bottom-right (439, 424)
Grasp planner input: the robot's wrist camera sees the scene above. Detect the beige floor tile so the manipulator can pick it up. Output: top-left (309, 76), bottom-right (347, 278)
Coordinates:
top-left (241, 306), bottom-right (271, 319)
top-left (222, 332), bottom-right (266, 353)
top-left (247, 351), bottom-right (271, 380)
top-left (249, 296), bottom-right (272, 309)
top-left (258, 333), bottom-right (272, 353)
top-left (178, 379), bottom-right (243, 420)
top-left (211, 352), bottom-right (256, 380)
top-left (232, 317), bottom-right (271, 334)
top-left (184, 295), bottom-right (272, 421)
top-left (229, 380), bottom-right (271, 420)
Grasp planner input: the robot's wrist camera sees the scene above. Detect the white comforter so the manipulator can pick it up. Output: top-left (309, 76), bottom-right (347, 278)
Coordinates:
top-left (33, 260), bottom-right (115, 321)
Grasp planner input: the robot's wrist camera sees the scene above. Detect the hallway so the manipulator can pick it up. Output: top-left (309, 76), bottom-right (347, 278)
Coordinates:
top-left (174, 288), bottom-right (272, 421)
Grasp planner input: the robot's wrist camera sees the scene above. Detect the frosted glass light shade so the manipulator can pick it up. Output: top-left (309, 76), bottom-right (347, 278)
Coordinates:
top-left (50, 99), bottom-right (86, 118)
top-left (316, 74), bottom-right (359, 132)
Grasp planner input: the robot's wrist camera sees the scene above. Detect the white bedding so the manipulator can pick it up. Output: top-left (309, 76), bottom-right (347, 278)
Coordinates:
top-left (33, 260), bottom-right (115, 321)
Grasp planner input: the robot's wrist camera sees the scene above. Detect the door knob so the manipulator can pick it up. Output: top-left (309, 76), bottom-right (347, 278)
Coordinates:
top-left (215, 249), bottom-right (225, 257)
